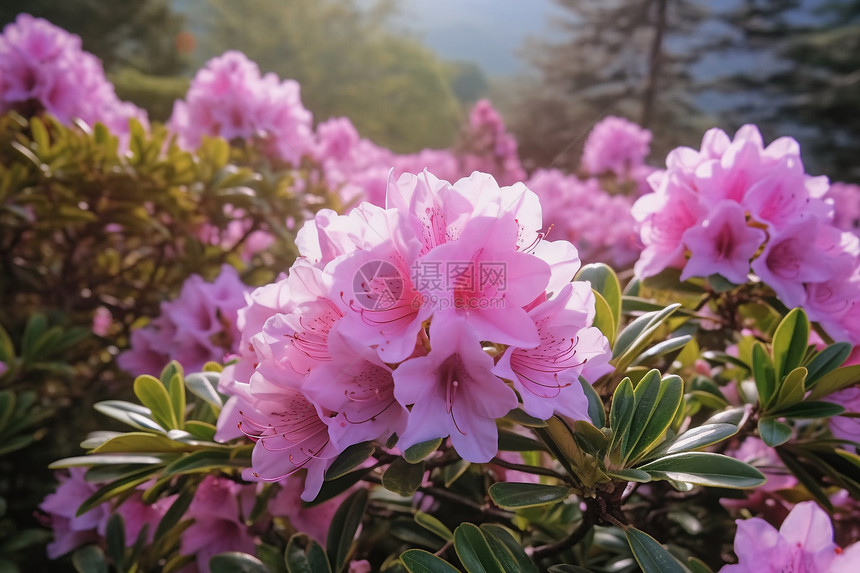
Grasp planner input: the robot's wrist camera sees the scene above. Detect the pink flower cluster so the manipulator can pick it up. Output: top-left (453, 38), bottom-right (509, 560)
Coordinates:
top-left (526, 169), bottom-right (641, 266)
top-left (168, 51), bottom-right (315, 165)
top-left (825, 182), bottom-right (860, 237)
top-left (581, 116), bottom-right (652, 186)
top-left (39, 468), bottom-right (173, 559)
top-left (214, 170), bottom-right (611, 501)
top-left (118, 265), bottom-right (250, 376)
top-left (0, 14), bottom-right (147, 135)
top-left (721, 501), bottom-right (860, 572)
top-left (633, 125), bottom-right (860, 342)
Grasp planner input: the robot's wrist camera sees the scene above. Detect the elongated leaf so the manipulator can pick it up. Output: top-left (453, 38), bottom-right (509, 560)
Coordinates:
top-left (326, 441), bottom-right (376, 480)
top-left (443, 459), bottom-right (471, 487)
top-left (609, 378), bottom-right (635, 455)
top-left (168, 372), bottom-right (186, 430)
top-left (632, 335), bottom-right (693, 366)
top-left (327, 488), bottom-right (368, 573)
top-left (625, 528), bottom-right (688, 573)
top-left (72, 545), bottom-right (108, 573)
top-left (185, 371), bottom-right (224, 409)
top-left (480, 524), bottom-right (539, 573)
top-left (105, 514), bottom-right (126, 572)
top-left (488, 482), bottom-right (570, 509)
top-left (209, 552), bottom-right (270, 573)
top-left (92, 432), bottom-right (193, 454)
top-left (383, 457), bottom-right (426, 496)
top-left (77, 466), bottom-right (162, 515)
top-left (49, 454), bottom-right (173, 468)
top-left (758, 417), bottom-right (793, 447)
top-left (160, 361), bottom-right (184, 386)
top-left (590, 290), bottom-right (617, 346)
top-left (638, 452), bottom-right (766, 488)
top-left (415, 511), bottom-right (454, 542)
top-left (93, 400), bottom-right (154, 429)
top-left (808, 364), bottom-right (860, 400)
top-left (647, 424), bottom-right (738, 460)
top-left (769, 367), bottom-right (808, 413)
top-left (403, 438), bottom-right (442, 463)
top-left (772, 308), bottom-right (810, 383)
top-left (400, 550), bottom-right (460, 573)
top-left (0, 390), bottom-right (15, 431)
top-left (134, 375), bottom-right (178, 430)
top-left (805, 342), bottom-right (852, 388)
top-left (612, 304), bottom-right (682, 371)
top-left (306, 467), bottom-right (371, 507)
top-left (454, 523), bottom-right (505, 573)
top-left (752, 343), bottom-right (775, 407)
top-left (576, 263), bottom-right (622, 334)
top-left (770, 401), bottom-right (845, 419)
top-left (502, 408), bottom-right (548, 428)
top-left (627, 375), bottom-right (684, 463)
top-left (579, 377), bottom-right (605, 428)
top-left (606, 468), bottom-right (651, 482)
top-left (621, 370), bottom-right (661, 463)
top-left (776, 450), bottom-right (834, 512)
top-left (497, 429), bottom-right (547, 452)
top-left (161, 449), bottom-right (237, 477)
top-left (285, 533), bottom-right (332, 573)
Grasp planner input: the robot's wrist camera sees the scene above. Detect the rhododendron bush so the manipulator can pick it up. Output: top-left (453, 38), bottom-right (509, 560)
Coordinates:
top-left (2, 12), bottom-right (860, 573)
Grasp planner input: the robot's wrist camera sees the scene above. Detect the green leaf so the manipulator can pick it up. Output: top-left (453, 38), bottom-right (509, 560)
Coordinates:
top-left (400, 550), bottom-right (460, 573)
top-left (770, 401), bottom-right (845, 419)
top-left (606, 468), bottom-right (652, 482)
top-left (0, 390), bottom-right (16, 432)
top-left (160, 361), bottom-right (184, 386)
top-left (442, 459), bottom-right (471, 487)
top-left (49, 454), bottom-right (174, 468)
top-left (72, 545), bottom-right (108, 573)
top-left (621, 370), bottom-right (661, 463)
top-left (547, 566), bottom-right (594, 573)
top-left (415, 511), bottom-right (454, 542)
top-left (808, 364), bottom-right (860, 400)
top-left (576, 263), bottom-right (622, 336)
top-left (105, 513), bottom-right (126, 572)
top-left (0, 324), bottom-right (15, 363)
top-left (632, 335), bottom-right (693, 366)
top-left (403, 438), bottom-right (442, 463)
top-left (479, 524), bottom-right (539, 573)
top-left (77, 466), bottom-right (163, 515)
top-left (625, 528), bottom-right (688, 573)
top-left (752, 342), bottom-right (776, 407)
top-left (185, 371), bottom-right (224, 409)
top-left (306, 467), bottom-right (371, 507)
top-left (168, 372), bottom-right (186, 430)
top-left (627, 375), bottom-right (684, 463)
top-left (497, 429), bottom-right (547, 452)
top-left (285, 533), bottom-right (332, 573)
top-left (591, 290), bottom-right (617, 346)
top-left (154, 486), bottom-right (195, 542)
top-left (776, 449), bottom-right (834, 512)
top-left (805, 342), bottom-right (852, 388)
top-left (209, 552), bottom-right (270, 573)
top-left (612, 304), bottom-right (681, 370)
top-left (758, 417), bottom-right (793, 447)
top-left (93, 400), bottom-right (158, 431)
top-left (686, 557), bottom-right (714, 573)
top-left (609, 378), bottom-right (635, 455)
top-left (769, 367), bottom-right (807, 412)
top-left (383, 457), bottom-right (426, 496)
top-left (161, 449), bottom-right (237, 477)
top-left (453, 523), bottom-right (505, 573)
top-left (326, 441), bottom-right (376, 480)
top-left (488, 482), bottom-right (570, 510)
top-left (502, 408), bottom-right (548, 428)
top-left (648, 424), bottom-right (739, 459)
top-left (579, 377), bottom-right (605, 428)
top-left (772, 308), bottom-right (810, 383)
top-left (638, 452), bottom-right (766, 488)
top-left (91, 432), bottom-right (192, 454)
top-left (326, 488), bottom-right (368, 573)
top-left (185, 420), bottom-right (217, 441)
top-left (134, 375), bottom-right (179, 430)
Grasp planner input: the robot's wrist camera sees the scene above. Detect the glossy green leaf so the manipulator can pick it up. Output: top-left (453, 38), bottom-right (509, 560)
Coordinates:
top-left (770, 367), bottom-right (807, 412)
top-left (168, 372), bottom-right (186, 430)
top-left (686, 557), bottom-right (714, 573)
top-left (0, 390), bottom-right (15, 431)
top-left (497, 429), bottom-right (547, 452)
top-left (621, 370), bottom-right (661, 463)
top-left (285, 533), bottom-right (332, 573)
top-left (400, 550), bottom-right (460, 573)
top-left (625, 528), bottom-right (688, 573)
top-left (209, 552), bottom-right (270, 573)
top-left (161, 449), bottom-right (237, 477)
top-left (647, 423), bottom-right (738, 459)
top-left (72, 545), bottom-right (108, 573)
top-left (776, 449), bottom-right (834, 512)
top-left (770, 401), bottom-right (845, 419)
top-left (488, 482), bottom-right (570, 509)
top-left (576, 263), bottom-right (622, 336)
top-left (805, 342), bottom-right (852, 388)
top-left (403, 438), bottom-right (442, 463)
top-left (609, 378), bottom-right (635, 455)
top-left (134, 375), bottom-right (178, 430)
top-left (306, 467), bottom-right (371, 507)
top-left (502, 408), bottom-right (548, 428)
top-left (808, 364), bottom-right (860, 400)
top-left (93, 400), bottom-right (157, 431)
top-left (442, 459), bottom-right (471, 487)
top-left (77, 466), bottom-right (163, 515)
top-left (453, 523), bottom-right (505, 573)
top-left (49, 453), bottom-right (173, 468)
top-left (627, 375), bottom-right (684, 463)
top-left (579, 377), bottom-right (606, 428)
top-left (772, 308), bottom-right (810, 383)
top-left (415, 511), bottom-right (454, 542)
top-left (185, 371), bottom-right (224, 409)
top-left (632, 335), bottom-right (693, 366)
top-left (91, 432), bottom-right (192, 454)
top-left (752, 342), bottom-right (775, 407)
top-left (612, 304), bottom-right (682, 371)
top-left (758, 417), bottom-right (793, 447)
top-left (326, 488), bottom-right (368, 573)
top-left (154, 486), bottom-right (195, 542)
top-left (591, 290), bottom-right (617, 346)
top-left (479, 524), bottom-right (539, 573)
top-left (160, 361), bottom-right (184, 388)
top-left (638, 452), bottom-right (766, 488)
top-left (606, 468), bottom-right (651, 482)
top-left (326, 441), bottom-right (376, 480)
top-left (185, 420), bottom-right (217, 441)
top-left (383, 457), bottom-right (426, 496)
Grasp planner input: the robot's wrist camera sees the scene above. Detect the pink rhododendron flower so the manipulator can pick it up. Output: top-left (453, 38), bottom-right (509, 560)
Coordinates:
top-left (826, 182), bottom-right (860, 236)
top-left (721, 500), bottom-right (859, 572)
top-left (118, 265), bottom-right (250, 376)
top-left (180, 475), bottom-right (256, 572)
top-left (0, 14), bottom-right (146, 135)
top-left (217, 170), bottom-right (610, 497)
top-left (91, 306), bottom-right (112, 337)
top-left (581, 116), bottom-right (652, 177)
top-left (268, 475), bottom-right (353, 544)
top-left (168, 51), bottom-right (314, 164)
top-left (828, 386), bottom-right (860, 450)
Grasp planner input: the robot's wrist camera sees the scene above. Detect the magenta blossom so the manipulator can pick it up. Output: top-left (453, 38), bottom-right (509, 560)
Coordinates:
top-left (721, 501), bottom-right (859, 572)
top-left (581, 116), bottom-right (652, 177)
